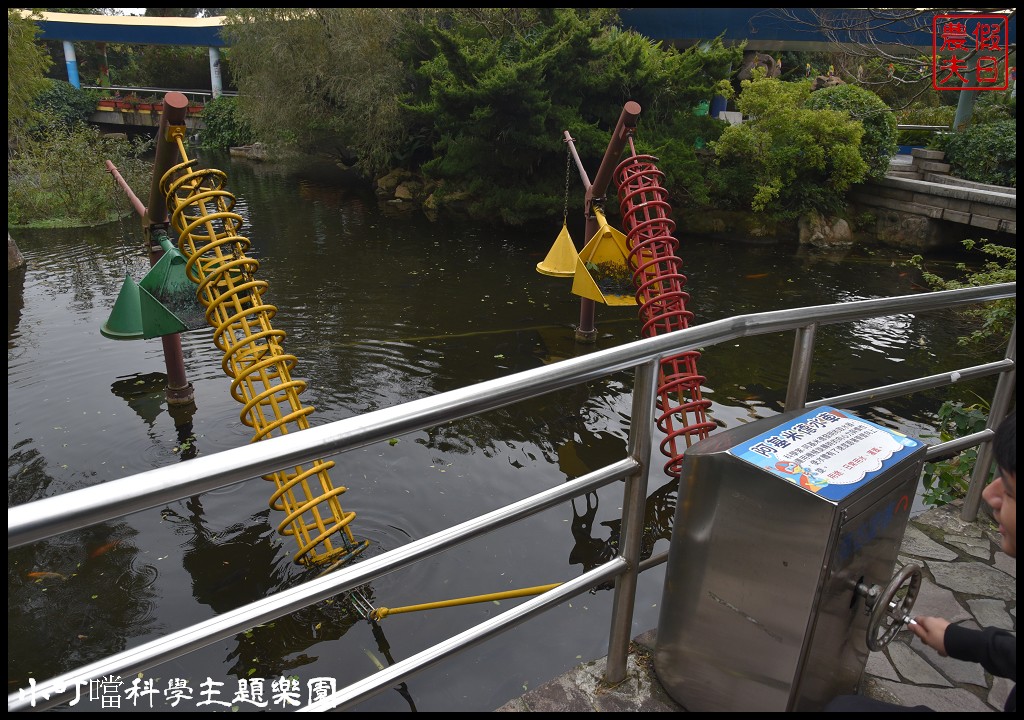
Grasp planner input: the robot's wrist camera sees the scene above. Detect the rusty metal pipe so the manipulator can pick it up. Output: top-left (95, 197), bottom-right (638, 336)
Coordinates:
top-left (585, 101), bottom-right (641, 209)
top-left (574, 102), bottom-right (642, 342)
top-left (146, 91), bottom-right (190, 227)
top-left (147, 92), bottom-right (194, 406)
top-left (104, 160), bottom-right (147, 218)
top-left (563, 131), bottom-right (592, 191)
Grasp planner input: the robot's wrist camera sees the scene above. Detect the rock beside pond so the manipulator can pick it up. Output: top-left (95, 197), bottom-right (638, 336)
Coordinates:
top-left (798, 210), bottom-right (853, 248)
top-left (9, 234), bottom-right (25, 271)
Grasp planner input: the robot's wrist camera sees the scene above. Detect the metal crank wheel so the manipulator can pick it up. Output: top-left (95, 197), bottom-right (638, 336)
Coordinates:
top-left (867, 563), bottom-right (922, 651)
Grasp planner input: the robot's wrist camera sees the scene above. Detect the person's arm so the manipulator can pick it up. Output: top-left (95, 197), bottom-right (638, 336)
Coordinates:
top-left (910, 615), bottom-right (950, 654)
top-left (944, 623), bottom-right (1017, 681)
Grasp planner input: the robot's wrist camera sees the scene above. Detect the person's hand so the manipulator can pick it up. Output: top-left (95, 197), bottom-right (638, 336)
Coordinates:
top-left (909, 615), bottom-right (950, 656)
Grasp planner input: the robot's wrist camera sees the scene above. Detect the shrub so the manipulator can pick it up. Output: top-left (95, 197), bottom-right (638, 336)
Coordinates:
top-left (8, 117), bottom-right (152, 227)
top-left (971, 88), bottom-right (1015, 125)
top-left (805, 83), bottom-right (897, 180)
top-left (710, 77), bottom-right (868, 220)
top-left (920, 400), bottom-right (989, 507)
top-left (910, 239), bottom-right (1015, 509)
top-left (910, 239), bottom-right (1016, 352)
top-left (31, 79), bottom-right (101, 131)
top-left (939, 119), bottom-right (1016, 187)
top-left (198, 95), bottom-right (255, 149)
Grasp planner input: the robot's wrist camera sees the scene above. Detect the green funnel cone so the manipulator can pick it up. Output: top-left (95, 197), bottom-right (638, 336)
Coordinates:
top-left (101, 273), bottom-right (145, 340)
top-left (139, 284), bottom-right (189, 339)
top-left (138, 234), bottom-right (207, 335)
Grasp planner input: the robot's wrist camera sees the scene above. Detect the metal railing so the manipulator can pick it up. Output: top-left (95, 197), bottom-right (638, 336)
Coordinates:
top-left (83, 85), bottom-right (238, 103)
top-left (7, 282), bottom-right (1016, 712)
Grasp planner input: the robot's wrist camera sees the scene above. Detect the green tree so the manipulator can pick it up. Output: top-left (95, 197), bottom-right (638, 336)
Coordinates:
top-left (558, 28), bottom-right (741, 212)
top-left (406, 10), bottom-right (741, 223)
top-left (221, 8), bottom-right (740, 224)
top-left (710, 76), bottom-right (867, 219)
top-left (406, 9), bottom-right (621, 224)
top-left (221, 8), bottom-right (422, 174)
top-left (8, 8), bottom-right (54, 144)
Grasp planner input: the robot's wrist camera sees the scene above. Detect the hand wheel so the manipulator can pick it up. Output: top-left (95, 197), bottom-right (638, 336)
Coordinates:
top-left (866, 562), bottom-right (922, 651)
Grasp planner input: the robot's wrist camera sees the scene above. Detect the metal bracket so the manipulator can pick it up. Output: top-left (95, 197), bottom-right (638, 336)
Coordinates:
top-left (347, 588), bottom-right (378, 622)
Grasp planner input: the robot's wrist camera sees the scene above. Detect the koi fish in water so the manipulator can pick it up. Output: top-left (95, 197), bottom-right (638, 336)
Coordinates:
top-left (27, 571), bottom-right (66, 581)
top-left (89, 540), bottom-right (122, 558)
top-left (745, 273), bottom-right (769, 279)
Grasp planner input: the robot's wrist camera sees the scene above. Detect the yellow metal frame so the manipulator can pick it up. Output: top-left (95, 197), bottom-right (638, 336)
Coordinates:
top-left (159, 125), bottom-right (367, 568)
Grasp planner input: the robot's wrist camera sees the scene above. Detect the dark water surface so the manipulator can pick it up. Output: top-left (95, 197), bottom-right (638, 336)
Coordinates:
top-left (8, 150), bottom-right (998, 712)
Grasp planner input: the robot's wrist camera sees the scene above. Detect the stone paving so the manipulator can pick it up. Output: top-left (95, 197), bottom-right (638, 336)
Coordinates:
top-left (496, 499), bottom-right (1016, 712)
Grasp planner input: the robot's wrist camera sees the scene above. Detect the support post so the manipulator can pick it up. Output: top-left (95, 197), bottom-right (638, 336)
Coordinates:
top-left (572, 101), bottom-right (642, 343)
top-left (953, 55), bottom-right (978, 130)
top-left (62, 40), bottom-right (80, 89)
top-left (961, 321), bottom-right (1016, 521)
top-left (146, 92), bottom-right (196, 407)
top-left (209, 47), bottom-right (223, 99)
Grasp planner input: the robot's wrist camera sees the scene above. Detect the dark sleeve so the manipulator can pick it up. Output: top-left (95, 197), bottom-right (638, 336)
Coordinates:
top-left (944, 624), bottom-right (1016, 681)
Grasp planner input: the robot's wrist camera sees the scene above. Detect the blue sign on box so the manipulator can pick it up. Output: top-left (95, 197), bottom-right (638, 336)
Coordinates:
top-left (727, 406), bottom-right (921, 502)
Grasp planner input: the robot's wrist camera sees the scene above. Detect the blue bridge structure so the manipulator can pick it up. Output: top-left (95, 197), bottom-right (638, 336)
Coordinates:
top-left (25, 8), bottom-right (1016, 96)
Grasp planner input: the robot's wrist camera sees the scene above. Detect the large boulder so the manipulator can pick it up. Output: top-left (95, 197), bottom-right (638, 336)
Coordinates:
top-left (798, 211), bottom-right (854, 248)
top-left (9, 234), bottom-right (25, 271)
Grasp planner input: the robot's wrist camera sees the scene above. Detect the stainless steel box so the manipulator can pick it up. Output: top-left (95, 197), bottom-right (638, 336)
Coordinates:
top-left (654, 406), bottom-right (926, 711)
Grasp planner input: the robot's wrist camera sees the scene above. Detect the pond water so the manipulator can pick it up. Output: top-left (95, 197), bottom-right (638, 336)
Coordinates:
top-left (7, 149), bottom-right (999, 712)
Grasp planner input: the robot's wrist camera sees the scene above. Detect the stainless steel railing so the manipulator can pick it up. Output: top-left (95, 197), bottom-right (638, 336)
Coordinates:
top-left (7, 282), bottom-right (1016, 712)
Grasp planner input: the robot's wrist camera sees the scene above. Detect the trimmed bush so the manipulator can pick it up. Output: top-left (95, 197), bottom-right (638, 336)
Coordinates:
top-left (939, 119), bottom-right (1016, 187)
top-left (710, 78), bottom-right (868, 220)
top-left (805, 83), bottom-right (897, 180)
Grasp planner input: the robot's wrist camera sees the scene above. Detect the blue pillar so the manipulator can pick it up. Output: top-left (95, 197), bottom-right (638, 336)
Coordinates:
top-left (63, 40), bottom-right (80, 88)
top-left (209, 47), bottom-right (223, 99)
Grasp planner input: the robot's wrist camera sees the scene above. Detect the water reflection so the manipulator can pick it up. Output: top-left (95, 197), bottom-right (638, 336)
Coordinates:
top-left (8, 263), bottom-right (26, 344)
top-left (111, 372), bottom-right (199, 460)
top-left (8, 522), bottom-right (158, 688)
top-left (7, 150), bottom-right (1002, 712)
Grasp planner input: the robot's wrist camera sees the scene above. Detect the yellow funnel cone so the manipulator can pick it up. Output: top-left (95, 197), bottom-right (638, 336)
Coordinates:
top-left (536, 222), bottom-right (578, 277)
top-left (570, 211), bottom-right (637, 306)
